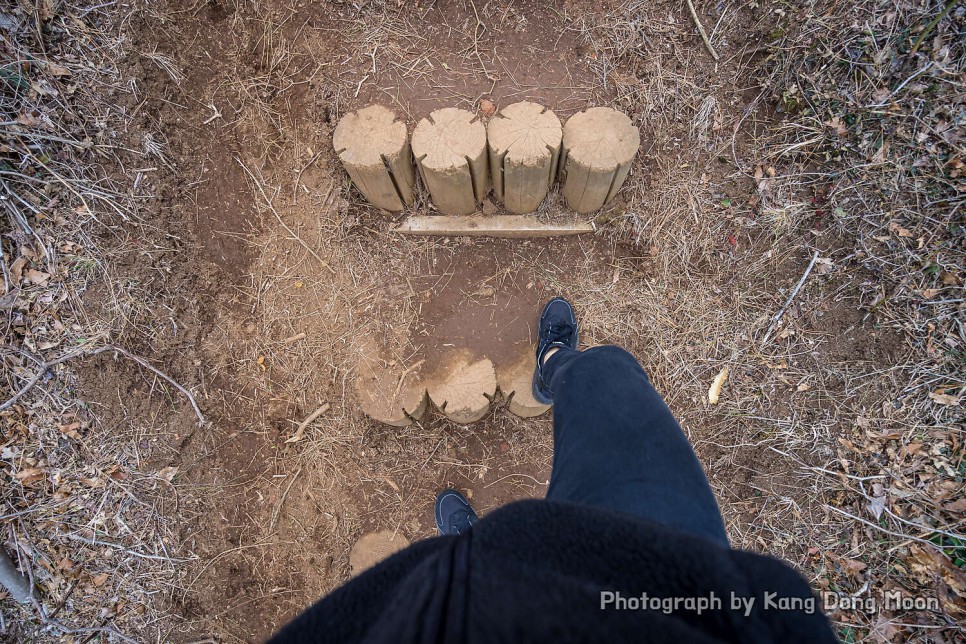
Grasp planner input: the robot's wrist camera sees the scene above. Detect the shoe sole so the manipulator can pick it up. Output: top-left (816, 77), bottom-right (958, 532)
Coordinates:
top-left (532, 298), bottom-right (578, 406)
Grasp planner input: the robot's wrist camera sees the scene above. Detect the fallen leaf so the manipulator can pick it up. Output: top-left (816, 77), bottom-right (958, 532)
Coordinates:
top-left (43, 62), bottom-right (71, 76)
top-left (867, 496), bottom-right (886, 521)
top-left (257, 355), bottom-right (266, 372)
top-left (479, 98), bottom-right (496, 117)
top-left (14, 467), bottom-right (45, 484)
top-left (929, 391), bottom-right (960, 406)
top-left (59, 421), bottom-right (81, 439)
top-left (91, 572), bottom-right (109, 587)
top-left (888, 221), bottom-right (913, 238)
top-left (0, 288), bottom-right (20, 311)
top-left (157, 466), bottom-right (178, 482)
top-left (24, 269), bottom-right (50, 285)
top-left (708, 367), bottom-right (729, 405)
top-left (842, 558), bottom-right (867, 576)
top-left (813, 257), bottom-right (834, 274)
top-left (922, 288), bottom-right (941, 299)
top-left (10, 257), bottom-right (26, 283)
top-left (939, 271), bottom-right (959, 286)
top-left (825, 116), bottom-right (847, 136)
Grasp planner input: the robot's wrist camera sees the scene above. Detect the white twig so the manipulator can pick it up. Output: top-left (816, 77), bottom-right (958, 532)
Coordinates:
top-left (685, 0), bottom-right (719, 61)
top-left (762, 250), bottom-right (819, 344)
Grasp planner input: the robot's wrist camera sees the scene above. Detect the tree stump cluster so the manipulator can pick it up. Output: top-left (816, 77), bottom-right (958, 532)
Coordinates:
top-left (334, 102), bottom-right (639, 219)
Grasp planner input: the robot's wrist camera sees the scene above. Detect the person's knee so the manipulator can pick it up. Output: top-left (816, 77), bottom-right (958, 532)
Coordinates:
top-left (578, 345), bottom-right (644, 374)
top-left (559, 345), bottom-right (649, 390)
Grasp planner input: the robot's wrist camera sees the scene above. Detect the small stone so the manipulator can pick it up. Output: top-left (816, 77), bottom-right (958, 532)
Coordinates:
top-left (479, 98), bottom-right (496, 117)
top-left (482, 199), bottom-right (497, 215)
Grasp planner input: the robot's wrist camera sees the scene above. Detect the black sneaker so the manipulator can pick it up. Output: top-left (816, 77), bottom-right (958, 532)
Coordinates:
top-left (435, 489), bottom-right (478, 536)
top-left (532, 297), bottom-right (579, 405)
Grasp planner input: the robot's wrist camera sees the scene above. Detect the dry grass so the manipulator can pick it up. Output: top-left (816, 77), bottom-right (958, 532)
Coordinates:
top-left (1, 1), bottom-right (197, 640)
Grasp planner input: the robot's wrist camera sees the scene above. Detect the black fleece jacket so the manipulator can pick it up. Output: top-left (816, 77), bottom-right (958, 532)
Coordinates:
top-left (270, 500), bottom-right (837, 643)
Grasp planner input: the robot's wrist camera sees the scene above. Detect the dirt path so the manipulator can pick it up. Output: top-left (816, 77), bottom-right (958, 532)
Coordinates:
top-left (47, 0), bottom-right (958, 640)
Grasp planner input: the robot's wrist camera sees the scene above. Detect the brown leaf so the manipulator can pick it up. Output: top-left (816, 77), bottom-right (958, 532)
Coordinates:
top-left (825, 116), bottom-right (847, 136)
top-left (10, 257), bottom-right (26, 284)
top-left (944, 498), bottom-right (966, 513)
top-left (0, 288), bottom-right (20, 311)
top-left (24, 269), bottom-right (50, 285)
top-left (929, 391), bottom-right (960, 407)
top-left (91, 572), bottom-right (109, 587)
top-left (14, 467), bottom-right (45, 484)
top-left (888, 221), bottom-right (913, 238)
top-left (43, 62), bottom-right (71, 77)
top-left (59, 422), bottom-right (81, 439)
top-left (479, 98), bottom-right (496, 117)
top-left (157, 466), bottom-right (178, 482)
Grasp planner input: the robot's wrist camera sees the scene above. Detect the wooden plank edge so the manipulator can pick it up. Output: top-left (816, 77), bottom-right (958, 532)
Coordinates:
top-left (395, 215), bottom-right (595, 238)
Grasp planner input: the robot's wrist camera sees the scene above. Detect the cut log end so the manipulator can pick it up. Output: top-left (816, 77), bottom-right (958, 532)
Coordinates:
top-left (561, 107), bottom-right (639, 171)
top-left (487, 101), bottom-right (562, 213)
top-left (350, 531), bottom-right (410, 577)
top-left (426, 350), bottom-right (496, 423)
top-left (560, 107), bottom-right (640, 213)
top-left (412, 108), bottom-right (488, 215)
top-left (333, 104), bottom-right (414, 211)
top-left (496, 345), bottom-right (551, 418)
top-left (354, 339), bottom-right (427, 426)
top-left (488, 101), bottom-right (561, 166)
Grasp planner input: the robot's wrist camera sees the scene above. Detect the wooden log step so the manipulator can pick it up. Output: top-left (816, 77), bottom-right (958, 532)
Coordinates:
top-left (411, 108), bottom-right (489, 216)
top-left (496, 344), bottom-right (551, 418)
top-left (354, 338), bottom-right (427, 427)
top-left (559, 107), bottom-right (640, 214)
top-left (395, 214), bottom-right (594, 238)
top-left (333, 104), bottom-right (415, 211)
top-left (487, 101), bottom-right (562, 214)
top-left (349, 531), bottom-right (410, 577)
top-left (425, 350), bottom-right (496, 423)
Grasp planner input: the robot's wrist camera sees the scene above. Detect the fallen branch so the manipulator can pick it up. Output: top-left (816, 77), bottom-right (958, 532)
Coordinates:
top-left (285, 403), bottom-right (330, 443)
top-left (0, 345), bottom-right (207, 426)
top-left (911, 0), bottom-right (958, 54)
top-left (685, 0), bottom-right (719, 61)
top-left (761, 250), bottom-right (819, 344)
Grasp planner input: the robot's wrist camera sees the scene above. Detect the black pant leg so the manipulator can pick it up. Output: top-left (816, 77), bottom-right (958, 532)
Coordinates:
top-left (543, 345), bottom-right (729, 547)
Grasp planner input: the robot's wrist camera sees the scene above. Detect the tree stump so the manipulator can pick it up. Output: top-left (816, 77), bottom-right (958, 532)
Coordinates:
top-left (349, 531), bottom-right (410, 577)
top-left (426, 350), bottom-right (496, 423)
top-left (487, 101), bottom-right (562, 214)
top-left (411, 108), bottom-right (488, 216)
top-left (354, 338), bottom-right (427, 427)
top-left (333, 104), bottom-right (415, 211)
top-left (559, 107), bottom-right (640, 213)
top-left (496, 344), bottom-right (551, 418)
